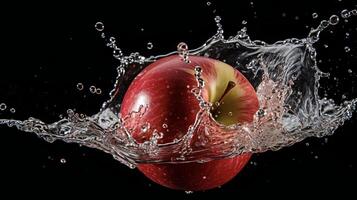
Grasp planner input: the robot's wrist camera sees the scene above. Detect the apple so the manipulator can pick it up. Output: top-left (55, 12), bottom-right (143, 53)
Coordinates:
top-left (120, 55), bottom-right (259, 191)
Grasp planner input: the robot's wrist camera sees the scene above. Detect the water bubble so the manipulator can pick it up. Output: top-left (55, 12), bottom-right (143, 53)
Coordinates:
top-left (329, 15), bottom-right (339, 25)
top-left (206, 1), bottom-right (211, 6)
top-left (162, 123), bottom-right (168, 129)
top-left (305, 142), bottom-right (310, 147)
top-left (147, 42), bottom-right (153, 50)
top-left (341, 9), bottom-right (350, 18)
top-left (10, 108), bottom-right (16, 113)
top-left (60, 158), bottom-right (66, 164)
top-left (312, 13), bottom-right (318, 19)
top-left (242, 20), bottom-right (247, 25)
top-left (96, 88), bottom-right (102, 95)
top-left (344, 46), bottom-right (350, 52)
top-left (89, 86), bottom-right (96, 94)
top-left (95, 22), bottom-right (104, 31)
top-left (0, 103), bottom-right (6, 111)
top-left (76, 83), bottom-right (84, 91)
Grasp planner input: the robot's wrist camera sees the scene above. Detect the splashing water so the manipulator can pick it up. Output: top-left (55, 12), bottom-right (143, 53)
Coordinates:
top-left (1, 10), bottom-right (356, 168)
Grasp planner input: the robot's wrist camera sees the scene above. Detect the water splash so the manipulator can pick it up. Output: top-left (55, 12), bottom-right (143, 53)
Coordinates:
top-left (1, 10), bottom-right (356, 168)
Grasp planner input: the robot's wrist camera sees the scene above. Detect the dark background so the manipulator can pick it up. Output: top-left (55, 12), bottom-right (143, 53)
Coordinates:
top-left (0, 0), bottom-right (356, 198)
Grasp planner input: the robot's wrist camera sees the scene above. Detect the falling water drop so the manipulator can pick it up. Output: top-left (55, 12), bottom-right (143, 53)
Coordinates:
top-left (0, 103), bottom-right (6, 111)
top-left (329, 15), bottom-right (339, 25)
top-left (147, 42), bottom-right (153, 50)
top-left (76, 83), bottom-right (84, 91)
top-left (341, 9), bottom-right (350, 18)
top-left (95, 22), bottom-right (104, 31)
top-left (96, 88), bottom-right (102, 95)
top-left (10, 108), bottom-right (16, 113)
top-left (162, 123), bottom-right (168, 129)
top-left (89, 86), bottom-right (96, 94)
top-left (344, 46), bottom-right (350, 52)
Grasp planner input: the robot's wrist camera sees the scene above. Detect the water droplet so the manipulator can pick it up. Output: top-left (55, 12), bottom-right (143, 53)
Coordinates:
top-left (178, 42), bottom-right (188, 52)
top-left (206, 1), bottom-right (211, 6)
top-left (60, 158), bottom-right (66, 164)
top-left (95, 22), bottom-right (104, 31)
top-left (305, 142), bottom-right (310, 147)
top-left (162, 123), bottom-right (168, 129)
top-left (347, 69), bottom-right (352, 73)
top-left (76, 83), bottom-right (84, 91)
top-left (228, 112), bottom-right (233, 116)
top-left (341, 9), bottom-right (350, 18)
top-left (344, 46), bottom-right (350, 52)
top-left (89, 86), bottom-right (96, 94)
top-left (329, 15), bottom-right (339, 25)
top-left (0, 103), bottom-right (6, 111)
top-left (194, 66), bottom-right (202, 73)
top-left (96, 88), bottom-right (102, 95)
top-left (314, 155), bottom-right (319, 159)
top-left (147, 42), bottom-right (153, 50)
top-left (113, 48), bottom-right (123, 58)
top-left (10, 108), bottom-right (16, 113)
top-left (214, 16), bottom-right (221, 23)
top-left (352, 9), bottom-right (357, 16)
top-left (141, 123), bottom-right (150, 133)
top-left (257, 109), bottom-right (266, 117)
top-left (312, 13), bottom-right (318, 19)
top-left (242, 20), bottom-right (247, 25)
top-left (324, 138), bottom-right (329, 143)
top-left (345, 32), bottom-right (350, 39)
top-left (109, 37), bottom-right (116, 43)
top-left (140, 28), bottom-right (144, 32)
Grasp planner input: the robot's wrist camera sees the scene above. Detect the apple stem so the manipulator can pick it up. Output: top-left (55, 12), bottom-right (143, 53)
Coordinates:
top-left (217, 81), bottom-right (236, 104)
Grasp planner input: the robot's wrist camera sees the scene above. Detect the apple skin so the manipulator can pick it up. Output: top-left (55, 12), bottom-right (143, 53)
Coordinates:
top-left (120, 55), bottom-right (259, 191)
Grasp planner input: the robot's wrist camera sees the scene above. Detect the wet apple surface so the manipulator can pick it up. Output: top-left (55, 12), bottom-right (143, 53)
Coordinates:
top-left (120, 55), bottom-right (259, 190)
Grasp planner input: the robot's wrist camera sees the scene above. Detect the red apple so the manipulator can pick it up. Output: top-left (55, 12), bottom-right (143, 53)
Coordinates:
top-left (120, 55), bottom-right (259, 191)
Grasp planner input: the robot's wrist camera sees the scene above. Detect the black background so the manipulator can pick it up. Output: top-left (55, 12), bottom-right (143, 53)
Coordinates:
top-left (0, 0), bottom-right (356, 198)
